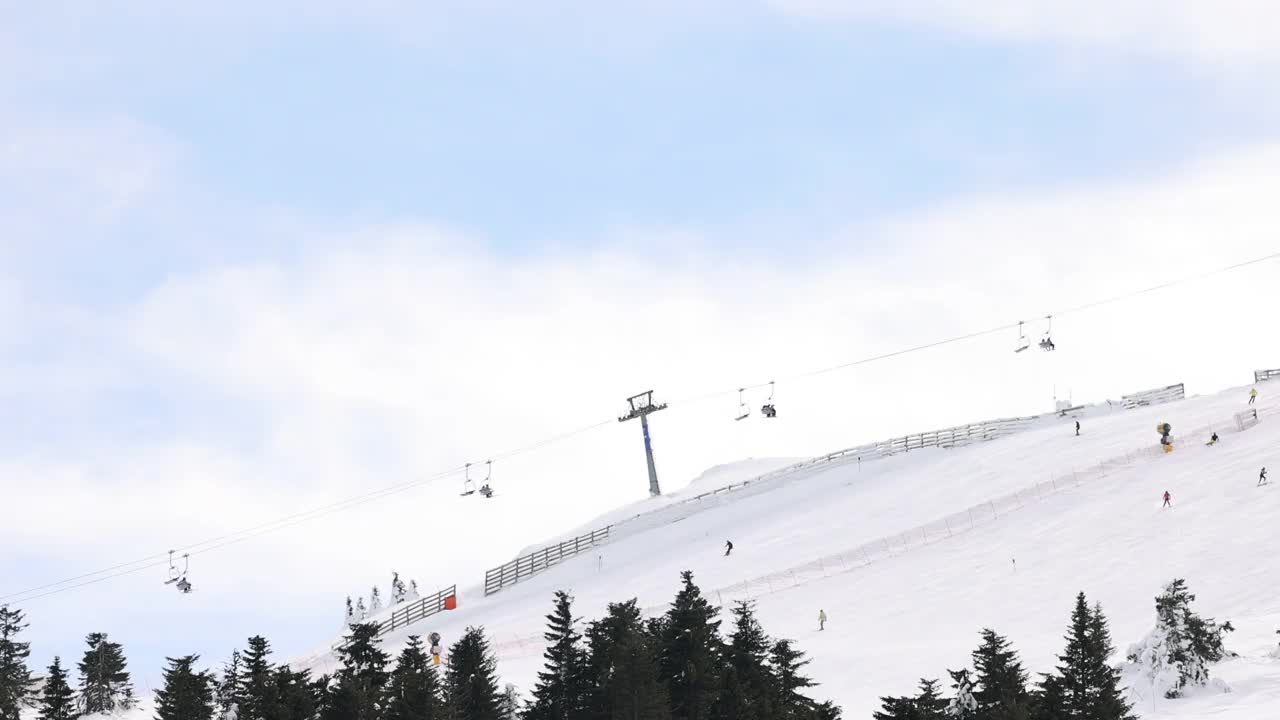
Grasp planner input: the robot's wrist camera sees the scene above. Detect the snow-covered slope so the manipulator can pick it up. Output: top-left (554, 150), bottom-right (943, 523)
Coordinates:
top-left (299, 383), bottom-right (1280, 718)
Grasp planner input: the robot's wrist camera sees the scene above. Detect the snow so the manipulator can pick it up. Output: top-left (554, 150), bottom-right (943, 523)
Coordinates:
top-left (295, 383), bottom-right (1280, 719)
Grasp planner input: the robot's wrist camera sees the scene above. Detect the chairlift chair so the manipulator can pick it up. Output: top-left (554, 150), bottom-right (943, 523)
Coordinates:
top-left (1014, 321), bottom-right (1030, 353)
top-left (463, 461), bottom-right (492, 498)
top-left (1039, 315), bottom-right (1055, 351)
top-left (461, 463), bottom-right (477, 497)
top-left (734, 389), bottom-right (750, 421)
top-left (760, 381), bottom-right (777, 419)
top-left (164, 551), bottom-right (192, 593)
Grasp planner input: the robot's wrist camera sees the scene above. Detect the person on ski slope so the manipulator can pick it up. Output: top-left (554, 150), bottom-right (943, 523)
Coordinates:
top-left (1260, 467), bottom-right (1268, 486)
top-left (1250, 387), bottom-right (1258, 405)
top-left (724, 540), bottom-right (734, 556)
top-left (1075, 420), bottom-right (1080, 436)
top-left (1209, 432), bottom-right (1219, 445)
top-left (1162, 491), bottom-right (1171, 508)
top-left (818, 609), bottom-right (827, 631)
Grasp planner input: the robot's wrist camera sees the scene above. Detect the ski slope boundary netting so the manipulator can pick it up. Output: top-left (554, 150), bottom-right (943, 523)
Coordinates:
top-left (477, 407), bottom-right (1267, 662)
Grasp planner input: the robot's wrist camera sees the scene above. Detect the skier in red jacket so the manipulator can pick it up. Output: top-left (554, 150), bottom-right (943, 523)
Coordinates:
top-left (1162, 491), bottom-right (1171, 508)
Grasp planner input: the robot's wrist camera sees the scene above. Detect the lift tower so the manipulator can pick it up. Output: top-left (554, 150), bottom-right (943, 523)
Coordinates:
top-left (619, 390), bottom-right (667, 497)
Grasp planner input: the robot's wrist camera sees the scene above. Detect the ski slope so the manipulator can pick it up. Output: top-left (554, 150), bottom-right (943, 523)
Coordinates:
top-left (299, 383), bottom-right (1280, 718)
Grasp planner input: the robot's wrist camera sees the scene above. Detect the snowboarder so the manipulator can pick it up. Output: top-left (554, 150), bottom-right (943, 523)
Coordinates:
top-left (1207, 432), bottom-right (1219, 445)
top-left (1260, 467), bottom-right (1268, 486)
top-left (1162, 491), bottom-right (1171, 508)
top-left (1075, 420), bottom-right (1080, 436)
top-left (818, 609), bottom-right (827, 631)
top-left (724, 540), bottom-right (734, 556)
top-left (1250, 388), bottom-right (1258, 405)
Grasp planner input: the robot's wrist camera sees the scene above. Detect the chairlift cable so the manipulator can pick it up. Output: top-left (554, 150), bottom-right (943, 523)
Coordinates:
top-left (5, 248), bottom-right (1278, 605)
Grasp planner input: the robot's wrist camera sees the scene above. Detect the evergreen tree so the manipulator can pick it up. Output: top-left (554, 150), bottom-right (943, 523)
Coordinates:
top-left (326, 623), bottom-right (390, 720)
top-left (944, 670), bottom-right (977, 719)
top-left (1126, 579), bottom-right (1233, 698)
top-left (214, 651), bottom-right (241, 720)
top-left (497, 685), bottom-right (521, 720)
top-left (714, 602), bottom-right (776, 720)
top-left (811, 701), bottom-right (842, 720)
top-left (38, 657), bottom-right (77, 720)
top-left (408, 581), bottom-right (421, 602)
top-left (356, 599), bottom-right (367, 621)
top-left (584, 600), bottom-right (668, 720)
top-left (237, 637), bottom-right (276, 720)
top-left (769, 640), bottom-right (817, 719)
top-left (656, 572), bottom-right (722, 720)
top-left (0, 606), bottom-right (33, 720)
top-left (78, 632), bottom-right (133, 713)
top-left (384, 636), bottom-right (443, 720)
top-left (969, 630), bottom-right (1030, 720)
top-left (1087, 603), bottom-right (1135, 720)
top-left (914, 680), bottom-right (947, 720)
top-left (524, 591), bottom-right (590, 720)
top-left (370, 588), bottom-right (383, 614)
top-left (444, 627), bottom-right (501, 720)
top-left (345, 598), bottom-right (355, 627)
top-left (1049, 594), bottom-right (1134, 720)
top-left (391, 574), bottom-right (407, 605)
top-left (271, 668), bottom-right (317, 720)
top-left (1029, 675), bottom-right (1066, 720)
top-left (155, 655), bottom-right (215, 720)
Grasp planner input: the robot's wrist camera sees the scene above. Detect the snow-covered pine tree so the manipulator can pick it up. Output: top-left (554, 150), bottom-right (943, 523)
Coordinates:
top-left (1126, 579), bottom-right (1233, 698)
top-left (369, 587), bottom-right (383, 614)
top-left (356, 599), bottom-right (367, 621)
top-left (77, 633), bottom-right (133, 713)
top-left (657, 571), bottom-right (723, 720)
top-left (970, 629), bottom-right (1031, 720)
top-left (407, 581), bottom-right (421, 602)
top-left (384, 636), bottom-right (443, 720)
top-left (495, 684), bottom-right (520, 720)
top-left (524, 591), bottom-right (590, 720)
top-left (0, 606), bottom-right (33, 720)
top-left (945, 669), bottom-right (978, 719)
top-left (37, 657), bottom-right (76, 720)
top-left (443, 627), bottom-right (501, 720)
top-left (345, 597), bottom-right (355, 627)
top-left (390, 574), bottom-right (406, 606)
top-left (155, 655), bottom-right (215, 720)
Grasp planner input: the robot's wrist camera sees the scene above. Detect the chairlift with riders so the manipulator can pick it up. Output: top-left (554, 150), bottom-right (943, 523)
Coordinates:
top-left (462, 461), bottom-right (494, 499)
top-left (164, 550), bottom-right (193, 594)
top-left (761, 381), bottom-right (777, 419)
top-left (1039, 315), bottom-right (1055, 351)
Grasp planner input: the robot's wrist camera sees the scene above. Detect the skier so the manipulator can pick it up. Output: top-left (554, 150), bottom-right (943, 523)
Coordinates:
top-left (1260, 467), bottom-right (1268, 486)
top-left (1075, 420), bottom-right (1080, 436)
top-left (1250, 388), bottom-right (1258, 405)
top-left (1208, 432), bottom-right (1219, 445)
top-left (724, 540), bottom-right (734, 556)
top-left (1162, 491), bottom-right (1171, 508)
top-left (818, 609), bottom-right (827, 631)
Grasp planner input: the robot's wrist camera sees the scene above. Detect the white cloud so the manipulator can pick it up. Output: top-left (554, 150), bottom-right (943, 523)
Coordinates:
top-left (4, 101), bottom-right (1280, 679)
top-left (767, 0), bottom-right (1280, 67)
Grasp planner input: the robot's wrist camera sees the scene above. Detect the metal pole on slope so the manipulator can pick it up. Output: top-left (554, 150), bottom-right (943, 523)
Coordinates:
top-left (619, 390), bottom-right (668, 497)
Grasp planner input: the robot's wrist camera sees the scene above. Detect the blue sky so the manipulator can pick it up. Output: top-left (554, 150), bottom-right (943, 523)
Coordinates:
top-left (3, 0), bottom-right (1280, 690)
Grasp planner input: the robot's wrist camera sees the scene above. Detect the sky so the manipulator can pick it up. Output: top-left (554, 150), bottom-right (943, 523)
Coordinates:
top-left (3, 0), bottom-right (1280, 688)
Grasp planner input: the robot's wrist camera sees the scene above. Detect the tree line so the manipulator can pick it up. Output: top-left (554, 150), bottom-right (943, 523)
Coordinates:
top-left (0, 570), bottom-right (842, 720)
